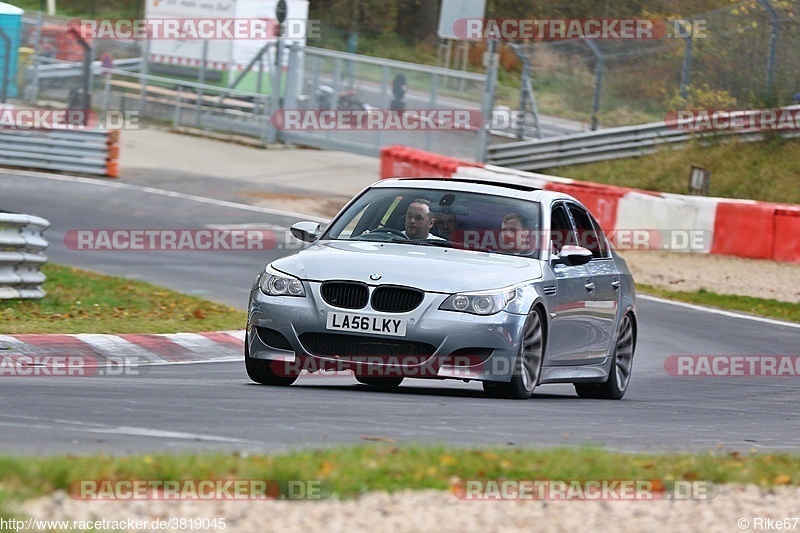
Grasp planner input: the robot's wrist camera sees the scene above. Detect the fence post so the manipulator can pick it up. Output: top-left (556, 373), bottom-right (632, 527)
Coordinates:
top-left (476, 39), bottom-right (498, 163)
top-left (758, 0), bottom-right (779, 101)
top-left (29, 11), bottom-right (43, 102)
top-left (196, 40), bottom-right (208, 128)
top-left (284, 43), bottom-right (301, 110)
top-left (0, 27), bottom-right (9, 104)
top-left (509, 43), bottom-right (542, 140)
top-left (139, 35), bottom-right (150, 115)
top-left (173, 85), bottom-right (182, 127)
top-left (66, 26), bottom-right (93, 119)
top-left (426, 72), bottom-right (439, 151)
top-left (679, 23), bottom-right (694, 101)
top-left (583, 38), bottom-right (604, 131)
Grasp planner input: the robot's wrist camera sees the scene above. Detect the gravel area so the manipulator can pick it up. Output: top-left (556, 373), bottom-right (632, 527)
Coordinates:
top-left (619, 250), bottom-right (800, 304)
top-left (20, 486), bottom-right (800, 532)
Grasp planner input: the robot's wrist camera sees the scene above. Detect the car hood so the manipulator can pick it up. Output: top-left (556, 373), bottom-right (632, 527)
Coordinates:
top-left (271, 241), bottom-right (542, 293)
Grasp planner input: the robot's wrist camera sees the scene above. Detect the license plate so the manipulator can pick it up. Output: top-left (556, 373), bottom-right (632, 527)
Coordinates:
top-left (326, 312), bottom-right (407, 337)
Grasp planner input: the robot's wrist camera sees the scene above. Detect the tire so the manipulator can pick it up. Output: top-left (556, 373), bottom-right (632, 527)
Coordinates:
top-left (483, 309), bottom-right (545, 400)
top-left (355, 376), bottom-right (404, 390)
top-left (575, 313), bottom-right (636, 400)
top-left (244, 335), bottom-right (298, 386)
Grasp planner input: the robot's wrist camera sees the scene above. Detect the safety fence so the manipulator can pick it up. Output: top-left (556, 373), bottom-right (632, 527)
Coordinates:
top-left (381, 145), bottom-right (800, 264)
top-left (0, 212), bottom-right (49, 299)
top-left (0, 128), bottom-right (119, 177)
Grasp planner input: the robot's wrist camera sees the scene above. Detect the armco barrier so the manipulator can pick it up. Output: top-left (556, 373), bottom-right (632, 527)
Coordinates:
top-left (486, 106), bottom-right (800, 171)
top-left (0, 212), bottom-right (49, 299)
top-left (380, 146), bottom-right (800, 264)
top-left (0, 128), bottom-right (120, 177)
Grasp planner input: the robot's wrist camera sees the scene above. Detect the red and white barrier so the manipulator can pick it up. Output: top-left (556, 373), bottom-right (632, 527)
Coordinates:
top-left (379, 145), bottom-right (800, 264)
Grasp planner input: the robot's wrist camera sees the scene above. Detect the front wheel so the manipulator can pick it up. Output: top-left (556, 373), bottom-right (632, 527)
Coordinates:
top-left (245, 336), bottom-right (298, 386)
top-left (575, 313), bottom-right (636, 400)
top-left (483, 309), bottom-right (544, 399)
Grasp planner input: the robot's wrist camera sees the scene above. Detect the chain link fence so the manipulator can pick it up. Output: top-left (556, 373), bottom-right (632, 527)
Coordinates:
top-left (15, 12), bottom-right (490, 161)
top-left (8, 1), bottom-right (800, 163)
top-left (515, 0), bottom-right (800, 129)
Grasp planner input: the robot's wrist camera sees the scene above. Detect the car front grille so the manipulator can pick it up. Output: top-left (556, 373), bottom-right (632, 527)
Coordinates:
top-left (320, 282), bottom-right (369, 309)
top-left (371, 286), bottom-right (424, 313)
top-left (299, 332), bottom-right (436, 358)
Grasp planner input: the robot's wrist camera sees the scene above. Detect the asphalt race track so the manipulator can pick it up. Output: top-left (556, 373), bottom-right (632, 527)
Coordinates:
top-left (1, 171), bottom-right (798, 455)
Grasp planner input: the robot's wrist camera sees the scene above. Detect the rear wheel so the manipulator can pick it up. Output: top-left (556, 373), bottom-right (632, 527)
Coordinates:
top-left (575, 313), bottom-right (635, 400)
top-left (483, 309), bottom-right (544, 400)
top-left (355, 376), bottom-right (404, 390)
top-left (245, 335), bottom-right (298, 386)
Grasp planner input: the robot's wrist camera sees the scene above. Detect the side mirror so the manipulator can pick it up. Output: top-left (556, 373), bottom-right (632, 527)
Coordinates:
top-left (290, 221), bottom-right (321, 243)
top-left (553, 245), bottom-right (593, 266)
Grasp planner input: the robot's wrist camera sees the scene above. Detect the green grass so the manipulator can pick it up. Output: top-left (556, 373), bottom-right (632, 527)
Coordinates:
top-left (0, 264), bottom-right (246, 334)
top-left (0, 446), bottom-right (797, 508)
top-left (544, 136), bottom-right (800, 205)
top-left (637, 284), bottom-right (800, 323)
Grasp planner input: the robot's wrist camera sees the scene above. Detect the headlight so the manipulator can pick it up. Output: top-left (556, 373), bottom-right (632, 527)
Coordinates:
top-left (259, 264), bottom-right (306, 297)
top-left (439, 288), bottom-right (516, 315)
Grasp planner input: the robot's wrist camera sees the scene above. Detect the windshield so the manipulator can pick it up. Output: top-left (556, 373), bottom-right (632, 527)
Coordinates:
top-left (323, 187), bottom-right (542, 257)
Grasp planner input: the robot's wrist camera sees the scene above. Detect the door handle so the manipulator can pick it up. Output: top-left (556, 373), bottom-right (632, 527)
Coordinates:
top-left (611, 279), bottom-right (621, 289)
top-left (585, 282), bottom-right (595, 291)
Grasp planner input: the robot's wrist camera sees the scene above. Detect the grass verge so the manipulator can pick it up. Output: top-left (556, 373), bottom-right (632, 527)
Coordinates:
top-left (0, 264), bottom-right (247, 334)
top-left (544, 137), bottom-right (800, 205)
top-left (637, 284), bottom-right (800, 324)
top-left (0, 446), bottom-right (797, 507)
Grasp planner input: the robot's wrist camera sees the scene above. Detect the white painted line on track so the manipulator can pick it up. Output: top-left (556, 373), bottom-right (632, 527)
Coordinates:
top-left (0, 414), bottom-right (256, 443)
top-left (638, 294), bottom-right (800, 329)
top-left (0, 168), bottom-right (331, 223)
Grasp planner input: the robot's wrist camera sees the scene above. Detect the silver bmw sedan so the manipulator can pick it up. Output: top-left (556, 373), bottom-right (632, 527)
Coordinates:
top-left (246, 177), bottom-right (637, 399)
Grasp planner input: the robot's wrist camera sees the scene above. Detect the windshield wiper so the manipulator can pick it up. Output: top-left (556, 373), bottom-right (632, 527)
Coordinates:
top-left (397, 239), bottom-right (453, 248)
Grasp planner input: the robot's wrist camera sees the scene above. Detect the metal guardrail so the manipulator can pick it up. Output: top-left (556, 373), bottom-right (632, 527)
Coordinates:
top-left (0, 129), bottom-right (119, 177)
top-left (487, 106), bottom-right (800, 170)
top-left (0, 212), bottom-right (49, 299)
top-left (24, 57), bottom-right (143, 81)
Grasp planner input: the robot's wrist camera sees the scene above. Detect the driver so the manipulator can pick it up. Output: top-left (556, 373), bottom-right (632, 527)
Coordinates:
top-left (404, 199), bottom-right (435, 239)
top-left (403, 199), bottom-right (444, 240)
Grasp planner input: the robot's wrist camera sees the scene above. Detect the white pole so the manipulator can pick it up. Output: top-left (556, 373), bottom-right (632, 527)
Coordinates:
top-left (47, 0), bottom-right (56, 16)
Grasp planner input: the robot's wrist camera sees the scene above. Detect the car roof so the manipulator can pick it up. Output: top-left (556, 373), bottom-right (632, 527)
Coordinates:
top-left (374, 177), bottom-right (575, 205)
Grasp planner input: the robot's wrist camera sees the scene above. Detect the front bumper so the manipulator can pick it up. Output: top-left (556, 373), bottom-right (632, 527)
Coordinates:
top-left (247, 281), bottom-right (528, 382)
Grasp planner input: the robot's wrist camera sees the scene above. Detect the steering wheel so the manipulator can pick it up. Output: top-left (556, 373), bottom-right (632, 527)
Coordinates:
top-left (367, 227), bottom-right (407, 238)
